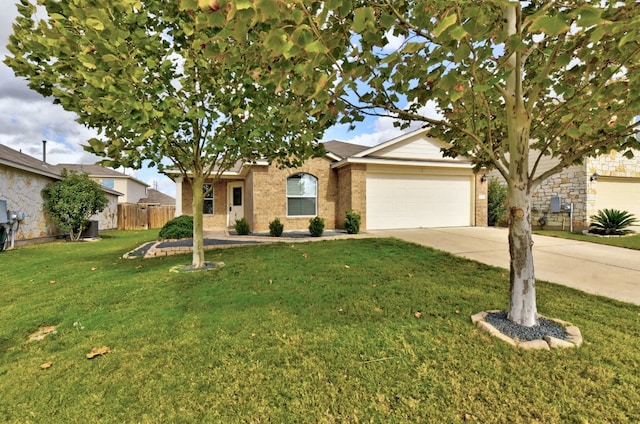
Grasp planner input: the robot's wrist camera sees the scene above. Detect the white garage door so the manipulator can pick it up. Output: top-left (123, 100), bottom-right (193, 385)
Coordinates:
top-left (595, 178), bottom-right (640, 219)
top-left (366, 173), bottom-right (472, 229)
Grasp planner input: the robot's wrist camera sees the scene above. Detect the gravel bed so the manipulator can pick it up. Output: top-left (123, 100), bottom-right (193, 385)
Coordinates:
top-left (127, 241), bottom-right (156, 258)
top-left (484, 311), bottom-right (568, 342)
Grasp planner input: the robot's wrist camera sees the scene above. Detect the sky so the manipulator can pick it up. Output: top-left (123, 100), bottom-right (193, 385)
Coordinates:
top-left (0, 4), bottom-right (430, 198)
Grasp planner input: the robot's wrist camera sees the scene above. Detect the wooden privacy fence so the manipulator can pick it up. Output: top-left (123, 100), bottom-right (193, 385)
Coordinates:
top-left (117, 204), bottom-right (175, 230)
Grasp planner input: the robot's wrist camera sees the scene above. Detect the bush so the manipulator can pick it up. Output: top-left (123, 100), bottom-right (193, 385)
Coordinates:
top-left (308, 216), bottom-right (325, 237)
top-left (488, 178), bottom-right (508, 226)
top-left (269, 218), bottom-right (284, 237)
top-left (234, 217), bottom-right (251, 235)
top-left (589, 209), bottom-right (638, 235)
top-left (344, 210), bottom-right (361, 234)
top-left (159, 215), bottom-right (193, 239)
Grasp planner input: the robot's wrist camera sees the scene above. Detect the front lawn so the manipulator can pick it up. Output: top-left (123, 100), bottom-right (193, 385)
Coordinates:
top-left (1, 231), bottom-right (639, 422)
top-left (534, 229), bottom-right (640, 250)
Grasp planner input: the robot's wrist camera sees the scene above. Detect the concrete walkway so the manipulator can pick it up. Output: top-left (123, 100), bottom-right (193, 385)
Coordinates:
top-left (371, 227), bottom-right (640, 306)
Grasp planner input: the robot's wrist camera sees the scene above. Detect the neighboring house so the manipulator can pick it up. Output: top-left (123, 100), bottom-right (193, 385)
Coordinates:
top-left (0, 143), bottom-right (121, 246)
top-left (138, 188), bottom-right (176, 206)
top-left (488, 149), bottom-right (640, 231)
top-left (57, 163), bottom-right (149, 204)
top-left (170, 128), bottom-right (489, 232)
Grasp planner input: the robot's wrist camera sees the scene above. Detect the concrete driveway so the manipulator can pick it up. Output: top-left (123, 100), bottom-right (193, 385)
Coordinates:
top-left (371, 227), bottom-right (640, 306)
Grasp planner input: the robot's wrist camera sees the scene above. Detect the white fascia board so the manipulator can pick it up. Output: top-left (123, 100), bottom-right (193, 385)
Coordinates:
top-left (331, 157), bottom-right (473, 170)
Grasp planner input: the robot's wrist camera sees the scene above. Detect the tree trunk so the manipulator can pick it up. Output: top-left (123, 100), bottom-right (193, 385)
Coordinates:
top-left (190, 175), bottom-right (206, 268)
top-left (506, 182), bottom-right (538, 326)
top-left (502, 3), bottom-right (538, 327)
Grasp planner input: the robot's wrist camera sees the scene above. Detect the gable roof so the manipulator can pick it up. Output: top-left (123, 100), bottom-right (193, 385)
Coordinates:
top-left (138, 188), bottom-right (175, 206)
top-left (57, 163), bottom-right (149, 187)
top-left (322, 140), bottom-right (370, 159)
top-left (0, 142), bottom-right (61, 180)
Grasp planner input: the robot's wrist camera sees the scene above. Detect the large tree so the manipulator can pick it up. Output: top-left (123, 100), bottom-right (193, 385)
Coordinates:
top-left (5, 0), bottom-right (341, 268)
top-left (211, 0), bottom-right (640, 325)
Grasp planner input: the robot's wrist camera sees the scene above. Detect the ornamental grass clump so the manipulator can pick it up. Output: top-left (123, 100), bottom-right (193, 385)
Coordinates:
top-left (589, 209), bottom-right (638, 236)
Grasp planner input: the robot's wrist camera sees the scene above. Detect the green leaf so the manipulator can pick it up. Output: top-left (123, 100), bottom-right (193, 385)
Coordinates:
top-left (235, 0), bottom-right (252, 11)
top-left (449, 25), bottom-right (468, 41)
top-left (352, 7), bottom-right (374, 33)
top-left (529, 14), bottom-right (569, 35)
top-left (85, 17), bottom-right (105, 31)
top-left (432, 14), bottom-right (457, 38)
top-left (577, 6), bottom-right (602, 28)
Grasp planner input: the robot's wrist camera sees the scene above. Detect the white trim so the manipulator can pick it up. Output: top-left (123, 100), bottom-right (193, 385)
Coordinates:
top-left (175, 176), bottom-right (183, 216)
top-left (331, 157), bottom-right (473, 169)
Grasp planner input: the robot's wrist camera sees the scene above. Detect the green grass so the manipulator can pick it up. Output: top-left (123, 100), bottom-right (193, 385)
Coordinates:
top-left (1, 230), bottom-right (639, 423)
top-left (534, 229), bottom-right (640, 250)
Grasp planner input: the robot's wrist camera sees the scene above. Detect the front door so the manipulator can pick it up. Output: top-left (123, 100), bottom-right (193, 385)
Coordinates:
top-left (227, 182), bottom-right (244, 226)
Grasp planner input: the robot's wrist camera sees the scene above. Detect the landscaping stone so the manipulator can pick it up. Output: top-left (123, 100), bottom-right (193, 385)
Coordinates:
top-left (472, 310), bottom-right (583, 350)
top-left (545, 336), bottom-right (576, 349)
top-left (518, 339), bottom-right (550, 350)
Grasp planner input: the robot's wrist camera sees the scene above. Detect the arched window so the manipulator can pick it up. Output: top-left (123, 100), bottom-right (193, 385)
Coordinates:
top-left (287, 173), bottom-right (317, 216)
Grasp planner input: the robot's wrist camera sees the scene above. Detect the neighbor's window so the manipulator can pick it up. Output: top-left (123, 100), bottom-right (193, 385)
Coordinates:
top-left (287, 173), bottom-right (317, 216)
top-left (102, 178), bottom-right (114, 189)
top-left (203, 184), bottom-right (214, 214)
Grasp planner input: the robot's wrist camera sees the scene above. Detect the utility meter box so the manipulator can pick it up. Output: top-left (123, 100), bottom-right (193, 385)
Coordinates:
top-left (550, 197), bottom-right (562, 213)
top-left (0, 200), bottom-right (8, 224)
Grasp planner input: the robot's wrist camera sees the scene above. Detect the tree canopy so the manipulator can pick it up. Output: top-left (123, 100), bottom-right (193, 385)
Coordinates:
top-left (6, 0), bottom-right (345, 267)
top-left (201, 0), bottom-right (640, 325)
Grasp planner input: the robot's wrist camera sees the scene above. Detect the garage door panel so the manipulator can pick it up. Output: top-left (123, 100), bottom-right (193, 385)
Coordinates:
top-left (366, 173), bottom-right (472, 229)
top-left (595, 178), bottom-right (640, 219)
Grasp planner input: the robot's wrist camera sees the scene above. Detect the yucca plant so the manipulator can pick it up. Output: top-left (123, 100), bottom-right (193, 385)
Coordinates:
top-left (589, 209), bottom-right (638, 236)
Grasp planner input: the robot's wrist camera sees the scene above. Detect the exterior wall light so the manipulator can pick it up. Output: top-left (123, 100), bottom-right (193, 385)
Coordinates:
top-left (590, 172), bottom-right (600, 182)
top-left (480, 173), bottom-right (488, 183)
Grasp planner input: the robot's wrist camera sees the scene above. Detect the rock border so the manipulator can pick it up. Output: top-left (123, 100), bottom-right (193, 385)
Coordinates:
top-left (471, 310), bottom-right (582, 350)
top-left (169, 262), bottom-right (225, 273)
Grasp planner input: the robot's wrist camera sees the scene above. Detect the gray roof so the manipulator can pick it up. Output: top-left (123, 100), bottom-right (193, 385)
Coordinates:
top-left (138, 188), bottom-right (175, 206)
top-left (322, 140), bottom-right (370, 159)
top-left (0, 142), bottom-right (61, 179)
top-left (57, 163), bottom-right (149, 187)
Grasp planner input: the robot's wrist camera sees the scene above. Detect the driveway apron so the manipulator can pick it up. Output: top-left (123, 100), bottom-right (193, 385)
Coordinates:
top-left (371, 227), bottom-right (640, 306)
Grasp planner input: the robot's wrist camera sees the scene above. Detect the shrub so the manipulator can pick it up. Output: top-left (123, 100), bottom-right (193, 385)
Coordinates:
top-left (234, 217), bottom-right (251, 235)
top-left (41, 169), bottom-right (108, 241)
top-left (488, 178), bottom-right (508, 226)
top-left (269, 218), bottom-right (284, 237)
top-left (344, 210), bottom-right (361, 234)
top-left (308, 216), bottom-right (325, 237)
top-left (159, 215), bottom-right (193, 239)
top-left (589, 209), bottom-right (638, 235)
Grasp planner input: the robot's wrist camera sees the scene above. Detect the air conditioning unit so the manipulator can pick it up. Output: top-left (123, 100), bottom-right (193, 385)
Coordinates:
top-left (0, 200), bottom-right (8, 224)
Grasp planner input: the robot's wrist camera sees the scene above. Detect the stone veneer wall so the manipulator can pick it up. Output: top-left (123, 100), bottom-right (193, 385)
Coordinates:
top-left (0, 164), bottom-right (59, 244)
top-left (530, 164), bottom-right (587, 231)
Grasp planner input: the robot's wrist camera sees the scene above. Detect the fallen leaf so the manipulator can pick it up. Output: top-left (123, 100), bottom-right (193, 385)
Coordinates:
top-left (414, 311), bottom-right (423, 319)
top-left (251, 333), bottom-right (257, 337)
top-left (86, 346), bottom-right (111, 359)
top-left (408, 273), bottom-right (414, 278)
top-left (268, 279), bottom-right (273, 284)
top-left (135, 265), bottom-right (143, 269)
top-left (91, 267), bottom-right (97, 271)
top-left (374, 307), bottom-right (382, 313)
top-left (302, 253), bottom-right (308, 258)
top-left (40, 361), bottom-right (52, 370)
top-left (49, 280), bottom-right (56, 284)
top-left (344, 265), bottom-right (350, 269)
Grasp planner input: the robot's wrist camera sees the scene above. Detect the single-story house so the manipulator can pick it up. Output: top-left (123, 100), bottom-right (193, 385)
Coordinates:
top-left (486, 147), bottom-right (640, 231)
top-left (171, 128), bottom-right (489, 232)
top-left (0, 143), bottom-right (121, 247)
